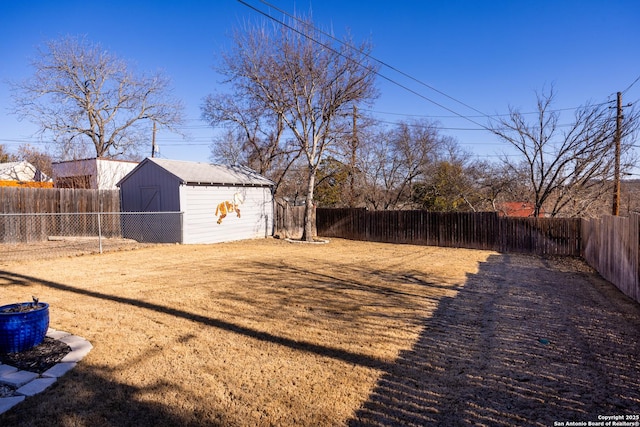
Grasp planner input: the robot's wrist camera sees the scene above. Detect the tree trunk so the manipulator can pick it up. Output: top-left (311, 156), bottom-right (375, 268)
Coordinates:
top-left (301, 167), bottom-right (316, 242)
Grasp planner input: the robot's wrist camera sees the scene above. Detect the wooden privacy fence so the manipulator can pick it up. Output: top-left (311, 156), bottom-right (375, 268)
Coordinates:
top-left (316, 209), bottom-right (582, 256)
top-left (315, 208), bottom-right (640, 304)
top-left (0, 187), bottom-right (120, 213)
top-left (582, 214), bottom-right (640, 303)
top-left (0, 187), bottom-right (122, 243)
top-left (498, 216), bottom-right (582, 255)
top-left (274, 199), bottom-right (315, 239)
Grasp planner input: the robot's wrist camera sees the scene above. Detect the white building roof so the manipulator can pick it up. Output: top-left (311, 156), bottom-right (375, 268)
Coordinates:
top-left (0, 161), bottom-right (52, 182)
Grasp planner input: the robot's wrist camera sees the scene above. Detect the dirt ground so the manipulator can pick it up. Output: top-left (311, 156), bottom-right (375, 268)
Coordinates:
top-left (0, 238), bottom-right (639, 426)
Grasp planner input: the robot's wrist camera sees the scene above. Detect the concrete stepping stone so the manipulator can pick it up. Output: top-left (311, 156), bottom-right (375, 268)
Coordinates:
top-left (16, 377), bottom-right (57, 397)
top-left (42, 362), bottom-right (77, 379)
top-left (0, 371), bottom-right (39, 388)
top-left (0, 364), bottom-right (18, 377)
top-left (0, 330), bottom-right (92, 416)
top-left (0, 396), bottom-right (25, 414)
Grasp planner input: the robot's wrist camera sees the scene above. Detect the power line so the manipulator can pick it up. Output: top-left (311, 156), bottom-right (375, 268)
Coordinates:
top-left (238, 1), bottom-right (622, 140)
top-left (622, 73), bottom-right (640, 95)
top-left (235, 0), bottom-right (494, 133)
top-left (255, 0), bottom-right (495, 123)
top-left (363, 103), bottom-right (611, 119)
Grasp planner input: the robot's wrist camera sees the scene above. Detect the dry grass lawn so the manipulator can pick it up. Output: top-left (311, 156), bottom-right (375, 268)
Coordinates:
top-left (0, 238), bottom-right (639, 426)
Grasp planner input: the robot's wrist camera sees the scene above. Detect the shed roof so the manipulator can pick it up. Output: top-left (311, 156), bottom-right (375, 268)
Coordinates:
top-left (119, 158), bottom-right (275, 187)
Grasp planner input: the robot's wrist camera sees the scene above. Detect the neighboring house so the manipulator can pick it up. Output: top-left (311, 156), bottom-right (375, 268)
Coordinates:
top-left (0, 161), bottom-right (53, 187)
top-left (117, 158), bottom-right (275, 244)
top-left (52, 158), bottom-right (138, 189)
top-left (497, 202), bottom-right (546, 217)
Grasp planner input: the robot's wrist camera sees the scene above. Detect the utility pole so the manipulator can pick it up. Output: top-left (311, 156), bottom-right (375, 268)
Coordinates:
top-left (612, 92), bottom-right (622, 216)
top-left (151, 121), bottom-right (158, 158)
top-left (349, 104), bottom-right (358, 208)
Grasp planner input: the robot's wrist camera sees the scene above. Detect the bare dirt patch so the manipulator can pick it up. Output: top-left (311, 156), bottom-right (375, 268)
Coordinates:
top-left (0, 238), bottom-right (638, 426)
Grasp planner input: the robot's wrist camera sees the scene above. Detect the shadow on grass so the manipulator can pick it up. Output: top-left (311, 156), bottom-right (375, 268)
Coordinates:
top-left (0, 270), bottom-right (394, 371)
top-left (0, 269), bottom-right (221, 427)
top-left (0, 267), bottom-right (403, 426)
top-left (0, 336), bottom-right (233, 427)
top-left (0, 247), bottom-right (454, 426)
top-left (348, 253), bottom-right (640, 426)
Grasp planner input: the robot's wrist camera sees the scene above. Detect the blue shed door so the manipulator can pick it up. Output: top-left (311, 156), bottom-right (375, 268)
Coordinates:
top-left (126, 185), bottom-right (179, 243)
top-left (140, 186), bottom-right (160, 211)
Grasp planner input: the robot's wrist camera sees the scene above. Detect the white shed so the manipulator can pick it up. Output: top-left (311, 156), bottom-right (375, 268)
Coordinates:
top-left (52, 158), bottom-right (139, 189)
top-left (117, 158), bottom-right (275, 244)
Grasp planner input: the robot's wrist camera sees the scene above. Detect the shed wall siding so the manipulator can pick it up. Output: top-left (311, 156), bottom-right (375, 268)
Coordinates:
top-left (181, 185), bottom-right (273, 244)
top-left (119, 163), bottom-right (181, 212)
top-left (96, 160), bottom-right (138, 190)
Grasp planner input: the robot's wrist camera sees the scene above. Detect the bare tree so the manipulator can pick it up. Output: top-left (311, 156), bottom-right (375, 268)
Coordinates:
top-left (209, 128), bottom-right (249, 166)
top-left (361, 130), bottom-right (409, 210)
top-left (203, 92), bottom-right (300, 193)
top-left (275, 162), bottom-right (309, 206)
top-left (412, 146), bottom-right (481, 212)
top-left (208, 18), bottom-right (378, 240)
top-left (490, 88), bottom-right (637, 217)
top-left (334, 106), bottom-right (378, 208)
top-left (0, 145), bottom-right (18, 163)
top-left (361, 120), bottom-right (448, 209)
top-left (468, 160), bottom-right (529, 212)
top-left (306, 107), bottom-right (378, 208)
top-left (16, 144), bottom-right (54, 177)
top-left (10, 35), bottom-right (185, 159)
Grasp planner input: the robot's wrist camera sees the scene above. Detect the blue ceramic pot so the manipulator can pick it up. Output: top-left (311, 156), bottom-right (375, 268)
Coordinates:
top-left (0, 302), bottom-right (50, 353)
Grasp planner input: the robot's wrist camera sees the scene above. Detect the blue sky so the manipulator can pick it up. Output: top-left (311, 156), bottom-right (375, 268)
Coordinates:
top-left (1, 0), bottom-right (639, 166)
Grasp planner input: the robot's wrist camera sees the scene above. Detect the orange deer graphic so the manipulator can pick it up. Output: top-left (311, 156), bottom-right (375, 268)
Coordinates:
top-left (215, 193), bottom-right (244, 224)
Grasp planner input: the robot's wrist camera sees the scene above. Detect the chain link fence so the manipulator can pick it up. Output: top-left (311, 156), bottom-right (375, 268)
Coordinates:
top-left (0, 212), bottom-right (183, 262)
